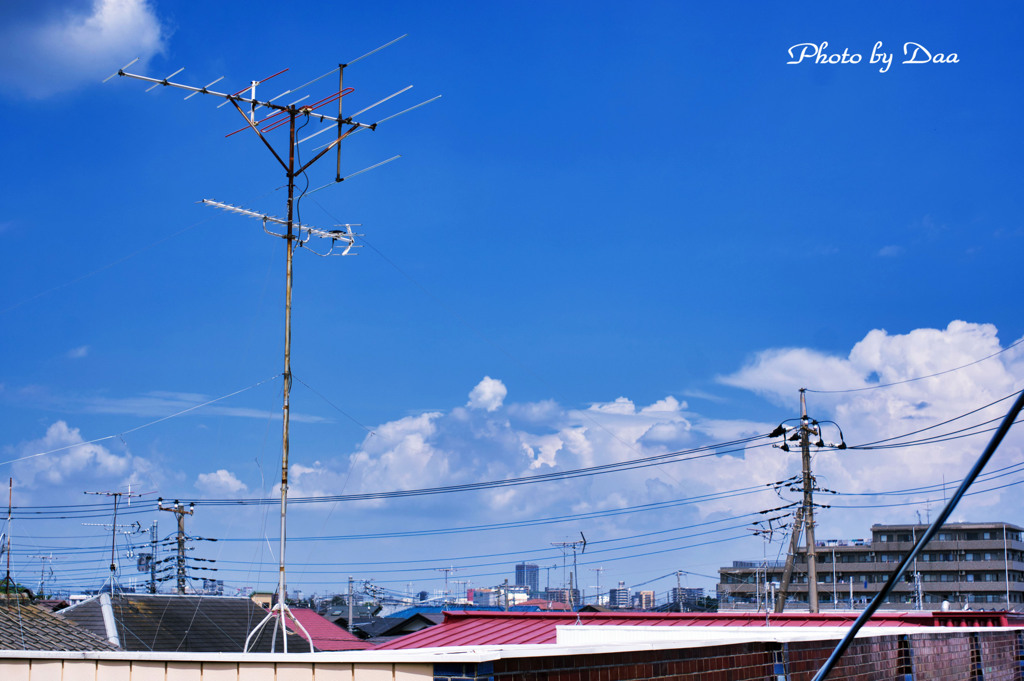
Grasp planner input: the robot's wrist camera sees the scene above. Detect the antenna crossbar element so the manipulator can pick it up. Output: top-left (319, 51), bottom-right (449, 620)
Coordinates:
top-left (200, 200), bottom-right (362, 256)
top-left (110, 67), bottom-right (371, 128)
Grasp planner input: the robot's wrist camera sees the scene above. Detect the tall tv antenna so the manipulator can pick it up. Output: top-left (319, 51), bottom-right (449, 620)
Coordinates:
top-left (551, 533), bottom-right (587, 609)
top-left (84, 489), bottom-right (147, 593)
top-left (106, 37), bottom-right (439, 652)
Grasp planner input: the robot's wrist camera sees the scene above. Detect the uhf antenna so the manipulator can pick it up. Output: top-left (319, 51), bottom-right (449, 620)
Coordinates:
top-left (106, 36), bottom-right (439, 654)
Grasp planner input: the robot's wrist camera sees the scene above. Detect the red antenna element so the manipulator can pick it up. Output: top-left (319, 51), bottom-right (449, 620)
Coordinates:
top-left (226, 87), bottom-right (355, 137)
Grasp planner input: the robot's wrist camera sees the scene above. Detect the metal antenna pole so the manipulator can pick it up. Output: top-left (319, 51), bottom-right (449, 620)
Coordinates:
top-left (274, 108), bottom-right (297, 646)
top-left (85, 489), bottom-right (146, 592)
top-left (107, 42), bottom-right (436, 651)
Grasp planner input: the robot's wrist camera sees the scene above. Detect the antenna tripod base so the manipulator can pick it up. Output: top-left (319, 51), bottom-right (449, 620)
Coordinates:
top-left (244, 599), bottom-right (314, 653)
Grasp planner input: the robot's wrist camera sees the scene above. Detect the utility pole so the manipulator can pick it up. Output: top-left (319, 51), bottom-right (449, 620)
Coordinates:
top-left (551, 533), bottom-right (587, 609)
top-left (590, 567), bottom-right (604, 607)
top-left (149, 520), bottom-right (158, 594)
top-left (769, 389), bottom-right (846, 614)
top-left (799, 389), bottom-right (820, 613)
top-left (436, 567), bottom-right (456, 604)
top-left (676, 570), bottom-right (683, 613)
top-left (348, 576), bottom-right (354, 633)
top-left (158, 499), bottom-right (193, 595)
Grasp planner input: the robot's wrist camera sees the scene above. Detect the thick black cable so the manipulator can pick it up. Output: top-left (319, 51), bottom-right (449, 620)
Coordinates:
top-left (813, 387), bottom-right (1024, 681)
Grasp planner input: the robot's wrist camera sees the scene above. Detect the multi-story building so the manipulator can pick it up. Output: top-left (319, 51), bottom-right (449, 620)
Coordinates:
top-left (634, 590), bottom-right (656, 610)
top-left (608, 581), bottom-right (630, 609)
top-left (543, 587), bottom-right (581, 607)
top-left (670, 587), bottom-right (705, 611)
top-left (515, 563), bottom-right (540, 597)
top-left (717, 521), bottom-right (1024, 610)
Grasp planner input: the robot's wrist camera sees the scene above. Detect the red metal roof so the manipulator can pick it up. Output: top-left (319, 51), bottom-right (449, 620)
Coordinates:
top-left (377, 610), bottom-right (1024, 649)
top-left (284, 607), bottom-right (376, 650)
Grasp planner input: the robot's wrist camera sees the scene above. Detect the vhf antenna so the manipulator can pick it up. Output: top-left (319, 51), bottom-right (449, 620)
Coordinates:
top-left (106, 36), bottom-right (439, 653)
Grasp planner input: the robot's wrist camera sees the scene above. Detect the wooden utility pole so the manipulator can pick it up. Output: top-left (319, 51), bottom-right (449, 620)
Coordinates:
top-left (800, 389), bottom-right (820, 612)
top-left (772, 388), bottom-right (827, 613)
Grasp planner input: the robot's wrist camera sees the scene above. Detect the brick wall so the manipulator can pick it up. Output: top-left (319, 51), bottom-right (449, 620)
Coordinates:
top-left (432, 630), bottom-right (1024, 681)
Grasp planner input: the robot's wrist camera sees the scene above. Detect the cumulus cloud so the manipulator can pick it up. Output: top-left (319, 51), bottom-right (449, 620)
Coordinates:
top-left (0, 0), bottom-right (167, 99)
top-left (325, 321), bottom-right (1024, 571)
top-left (6, 421), bottom-right (165, 504)
top-left (195, 469), bottom-right (248, 496)
top-left (719, 321), bottom-right (1024, 535)
top-left (467, 376), bottom-right (507, 412)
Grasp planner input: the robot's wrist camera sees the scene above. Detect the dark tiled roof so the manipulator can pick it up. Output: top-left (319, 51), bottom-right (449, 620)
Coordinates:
top-left (0, 602), bottom-right (117, 651)
top-left (58, 594), bottom-right (314, 652)
top-left (354, 616), bottom-right (404, 639)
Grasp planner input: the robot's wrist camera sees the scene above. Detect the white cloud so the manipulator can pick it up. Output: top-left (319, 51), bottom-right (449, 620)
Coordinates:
top-left (195, 469), bottom-right (248, 496)
top-left (878, 245), bottom-right (904, 257)
top-left (467, 376), bottom-right (507, 412)
top-left (719, 321), bottom-right (1024, 536)
top-left (66, 345), bottom-right (90, 359)
top-left (323, 321), bottom-right (1024, 575)
top-left (7, 420), bottom-right (165, 501)
top-left (0, 0), bottom-right (167, 99)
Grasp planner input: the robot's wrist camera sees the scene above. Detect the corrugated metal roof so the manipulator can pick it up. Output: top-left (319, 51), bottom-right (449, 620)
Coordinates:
top-left (283, 608), bottom-right (375, 650)
top-left (378, 610), bottom-right (1024, 649)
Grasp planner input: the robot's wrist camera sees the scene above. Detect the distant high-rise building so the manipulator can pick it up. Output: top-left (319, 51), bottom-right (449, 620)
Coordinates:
top-left (544, 587), bottom-right (580, 607)
top-left (609, 581), bottom-right (630, 609)
top-left (516, 563), bottom-right (540, 597)
top-left (671, 587), bottom-right (705, 611)
top-left (635, 590), bottom-right (655, 610)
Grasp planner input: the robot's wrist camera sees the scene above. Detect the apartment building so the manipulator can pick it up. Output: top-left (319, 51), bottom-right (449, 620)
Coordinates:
top-left (717, 521), bottom-right (1024, 610)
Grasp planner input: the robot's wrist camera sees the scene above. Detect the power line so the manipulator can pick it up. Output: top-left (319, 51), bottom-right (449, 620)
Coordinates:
top-left (806, 337), bottom-right (1024, 394)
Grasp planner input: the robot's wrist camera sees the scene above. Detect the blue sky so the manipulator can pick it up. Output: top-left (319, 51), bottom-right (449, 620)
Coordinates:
top-left (1, 1), bottom-right (1022, 602)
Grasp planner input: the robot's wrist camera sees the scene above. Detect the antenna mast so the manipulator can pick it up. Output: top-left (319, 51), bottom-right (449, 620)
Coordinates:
top-left (84, 489), bottom-right (146, 592)
top-left (107, 37), bottom-right (438, 653)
